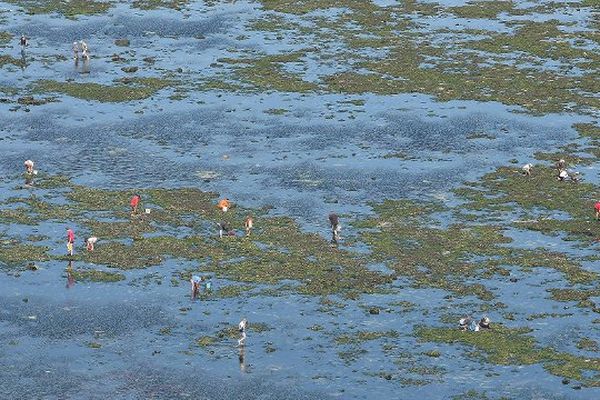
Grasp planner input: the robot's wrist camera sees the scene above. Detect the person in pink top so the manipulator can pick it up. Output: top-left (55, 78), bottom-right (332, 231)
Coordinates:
top-left (130, 194), bottom-right (141, 214)
top-left (595, 201), bottom-right (600, 221)
top-left (66, 228), bottom-right (75, 256)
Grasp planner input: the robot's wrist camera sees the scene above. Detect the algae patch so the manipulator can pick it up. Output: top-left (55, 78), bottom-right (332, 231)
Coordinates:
top-left (415, 325), bottom-right (600, 386)
top-left (34, 78), bottom-right (173, 102)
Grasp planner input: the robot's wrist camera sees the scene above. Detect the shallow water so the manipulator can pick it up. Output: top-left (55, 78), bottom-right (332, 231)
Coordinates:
top-left (1, 0), bottom-right (599, 399)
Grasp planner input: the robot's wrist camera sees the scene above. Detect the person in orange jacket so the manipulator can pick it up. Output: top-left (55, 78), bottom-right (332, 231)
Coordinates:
top-left (218, 198), bottom-right (231, 212)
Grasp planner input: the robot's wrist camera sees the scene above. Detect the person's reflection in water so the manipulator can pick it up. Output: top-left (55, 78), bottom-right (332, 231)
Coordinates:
top-left (238, 346), bottom-right (247, 373)
top-left (66, 261), bottom-right (75, 289)
top-left (20, 49), bottom-right (27, 70)
top-left (81, 58), bottom-right (90, 74)
top-left (24, 174), bottom-right (34, 187)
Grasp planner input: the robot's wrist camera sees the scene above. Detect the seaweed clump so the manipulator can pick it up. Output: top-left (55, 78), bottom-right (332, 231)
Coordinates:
top-left (415, 325), bottom-right (600, 386)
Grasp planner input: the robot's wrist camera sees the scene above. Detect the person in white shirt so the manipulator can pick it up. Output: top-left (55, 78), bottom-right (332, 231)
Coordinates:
top-left (558, 169), bottom-right (569, 181)
top-left (72, 41), bottom-right (80, 60)
top-left (85, 236), bottom-right (98, 251)
top-left (80, 41), bottom-right (89, 60)
top-left (238, 318), bottom-right (248, 346)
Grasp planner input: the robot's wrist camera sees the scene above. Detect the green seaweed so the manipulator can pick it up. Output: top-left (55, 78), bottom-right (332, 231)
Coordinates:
top-left (0, 240), bottom-right (49, 267)
top-left (0, 55), bottom-right (25, 68)
top-left (209, 2), bottom-right (600, 116)
top-left (196, 336), bottom-right (215, 347)
top-left (335, 330), bottom-right (399, 345)
top-left (4, 0), bottom-right (111, 17)
top-left (218, 51), bottom-right (318, 92)
top-left (450, 0), bottom-right (515, 19)
top-left (415, 326), bottom-right (600, 386)
top-left (132, 0), bottom-right (189, 10)
top-left (71, 268), bottom-right (125, 282)
top-left (0, 31), bottom-right (12, 44)
top-left (34, 78), bottom-right (173, 102)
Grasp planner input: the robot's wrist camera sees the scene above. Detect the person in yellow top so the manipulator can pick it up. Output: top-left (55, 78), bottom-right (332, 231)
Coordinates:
top-left (217, 198), bottom-right (231, 212)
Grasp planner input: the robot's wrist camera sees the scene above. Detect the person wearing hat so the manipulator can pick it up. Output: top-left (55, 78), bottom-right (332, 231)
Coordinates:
top-left (478, 316), bottom-right (491, 330)
top-left (24, 159), bottom-right (35, 175)
top-left (218, 198), bottom-right (231, 212)
top-left (555, 159), bottom-right (566, 171)
top-left (238, 318), bottom-right (248, 346)
top-left (66, 228), bottom-right (75, 256)
top-left (458, 316), bottom-right (472, 331)
top-left (72, 41), bottom-right (80, 60)
top-left (85, 236), bottom-right (98, 251)
top-left (80, 40), bottom-right (89, 60)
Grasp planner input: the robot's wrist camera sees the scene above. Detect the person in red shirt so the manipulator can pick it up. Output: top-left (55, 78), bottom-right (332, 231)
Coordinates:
top-left (130, 194), bottom-right (141, 214)
top-left (595, 201), bottom-right (600, 221)
top-left (66, 228), bottom-right (75, 256)
top-left (66, 260), bottom-right (75, 289)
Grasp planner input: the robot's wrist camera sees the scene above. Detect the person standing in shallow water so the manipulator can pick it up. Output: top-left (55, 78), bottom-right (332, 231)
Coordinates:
top-left (23, 160), bottom-right (36, 186)
top-left (238, 318), bottom-right (248, 346)
top-left (72, 41), bottom-right (79, 60)
top-left (80, 40), bottom-right (89, 60)
top-left (329, 213), bottom-right (341, 243)
top-left (190, 275), bottom-right (202, 299)
top-left (130, 194), bottom-right (141, 214)
top-left (66, 228), bottom-right (75, 256)
top-left (24, 160), bottom-right (35, 175)
top-left (19, 35), bottom-right (28, 51)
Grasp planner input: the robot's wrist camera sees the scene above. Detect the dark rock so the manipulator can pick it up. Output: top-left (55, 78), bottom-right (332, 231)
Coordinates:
top-left (121, 66), bottom-right (138, 73)
top-left (115, 38), bottom-right (130, 47)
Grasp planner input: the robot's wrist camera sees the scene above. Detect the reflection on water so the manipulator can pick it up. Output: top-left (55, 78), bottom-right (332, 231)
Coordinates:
top-left (66, 261), bottom-right (75, 289)
top-left (238, 346), bottom-right (247, 373)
